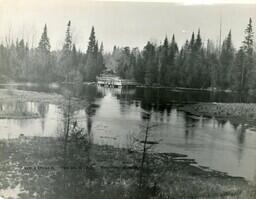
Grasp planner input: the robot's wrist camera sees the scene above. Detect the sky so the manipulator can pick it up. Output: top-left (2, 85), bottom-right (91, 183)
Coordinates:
top-left (0, 0), bottom-right (255, 51)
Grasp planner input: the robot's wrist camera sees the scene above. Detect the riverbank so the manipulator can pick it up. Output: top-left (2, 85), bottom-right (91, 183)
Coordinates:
top-left (136, 85), bottom-right (232, 92)
top-left (179, 102), bottom-right (256, 125)
top-left (0, 136), bottom-right (254, 199)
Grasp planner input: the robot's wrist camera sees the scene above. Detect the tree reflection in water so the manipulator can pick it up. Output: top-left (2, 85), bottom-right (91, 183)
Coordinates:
top-left (0, 86), bottom-right (253, 199)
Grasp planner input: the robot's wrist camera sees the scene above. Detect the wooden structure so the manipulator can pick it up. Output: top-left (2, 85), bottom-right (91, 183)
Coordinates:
top-left (96, 72), bottom-right (137, 88)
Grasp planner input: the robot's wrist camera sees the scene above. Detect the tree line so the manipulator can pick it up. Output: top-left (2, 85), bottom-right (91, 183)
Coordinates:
top-left (0, 18), bottom-right (255, 93)
top-left (0, 21), bottom-right (105, 83)
top-left (105, 18), bottom-right (255, 93)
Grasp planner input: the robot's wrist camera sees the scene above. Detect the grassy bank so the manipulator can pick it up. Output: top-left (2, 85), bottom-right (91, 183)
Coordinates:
top-left (0, 137), bottom-right (254, 199)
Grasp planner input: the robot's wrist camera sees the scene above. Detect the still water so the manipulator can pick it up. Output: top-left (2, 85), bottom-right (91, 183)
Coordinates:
top-left (0, 84), bottom-right (256, 182)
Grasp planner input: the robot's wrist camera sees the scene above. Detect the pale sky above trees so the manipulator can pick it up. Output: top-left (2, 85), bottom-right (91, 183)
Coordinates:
top-left (0, 0), bottom-right (255, 51)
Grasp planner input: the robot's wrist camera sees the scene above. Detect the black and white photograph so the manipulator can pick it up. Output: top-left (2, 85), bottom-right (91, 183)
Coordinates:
top-left (0, 0), bottom-right (256, 198)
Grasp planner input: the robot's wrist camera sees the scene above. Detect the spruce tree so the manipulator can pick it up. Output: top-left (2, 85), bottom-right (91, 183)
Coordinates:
top-left (100, 42), bottom-right (104, 54)
top-left (38, 24), bottom-right (51, 53)
top-left (71, 44), bottom-right (78, 67)
top-left (59, 21), bottom-right (73, 82)
top-left (169, 34), bottom-right (179, 86)
top-left (194, 29), bottom-right (202, 51)
top-left (159, 36), bottom-right (169, 85)
top-left (206, 39), bottom-right (219, 89)
top-left (143, 42), bottom-right (157, 85)
top-left (86, 26), bottom-right (96, 55)
top-left (36, 24), bottom-right (52, 82)
top-left (187, 31), bottom-right (199, 87)
top-left (95, 41), bottom-right (105, 76)
top-left (63, 21), bottom-right (72, 53)
top-left (84, 26), bottom-right (103, 81)
top-left (236, 18), bottom-right (255, 93)
top-left (233, 48), bottom-right (246, 92)
top-left (243, 18), bottom-right (254, 56)
top-left (219, 30), bottom-right (234, 89)
top-left (189, 32), bottom-right (195, 48)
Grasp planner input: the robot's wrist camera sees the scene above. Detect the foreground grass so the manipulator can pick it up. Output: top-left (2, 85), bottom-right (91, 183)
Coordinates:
top-left (0, 137), bottom-right (254, 199)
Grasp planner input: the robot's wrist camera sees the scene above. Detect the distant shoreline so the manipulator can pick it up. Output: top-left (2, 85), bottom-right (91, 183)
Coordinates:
top-left (179, 102), bottom-right (256, 126)
top-left (0, 81), bottom-right (234, 93)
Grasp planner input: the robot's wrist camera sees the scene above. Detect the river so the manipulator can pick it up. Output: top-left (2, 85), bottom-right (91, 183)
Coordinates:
top-left (0, 83), bottom-right (256, 182)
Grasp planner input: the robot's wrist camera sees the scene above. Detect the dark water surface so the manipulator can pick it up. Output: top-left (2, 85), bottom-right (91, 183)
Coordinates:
top-left (0, 84), bottom-right (256, 182)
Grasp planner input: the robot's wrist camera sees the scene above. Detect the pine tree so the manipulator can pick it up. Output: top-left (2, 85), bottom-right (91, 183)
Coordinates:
top-left (84, 26), bottom-right (103, 81)
top-left (96, 41), bottom-right (105, 76)
top-left (187, 31), bottom-right (202, 87)
top-left (71, 44), bottom-right (78, 67)
top-left (86, 26), bottom-right (96, 55)
top-left (233, 48), bottom-right (246, 92)
top-left (63, 21), bottom-right (72, 53)
top-left (194, 29), bottom-right (202, 51)
top-left (132, 48), bottom-right (144, 83)
top-left (159, 36), bottom-right (169, 85)
top-left (100, 42), bottom-right (104, 54)
top-left (235, 18), bottom-right (255, 93)
top-left (189, 32), bottom-right (195, 48)
top-left (219, 30), bottom-right (234, 89)
top-left (186, 32), bottom-right (196, 86)
top-left (56, 21), bottom-right (74, 82)
top-left (84, 27), bottom-right (96, 81)
top-left (116, 46), bottom-right (131, 78)
top-left (169, 34), bottom-right (179, 86)
top-left (178, 40), bottom-right (190, 86)
top-left (243, 18), bottom-right (254, 56)
top-left (38, 24), bottom-right (51, 53)
top-left (36, 24), bottom-right (52, 82)
top-left (206, 39), bottom-right (219, 89)
top-left (143, 42), bottom-right (158, 85)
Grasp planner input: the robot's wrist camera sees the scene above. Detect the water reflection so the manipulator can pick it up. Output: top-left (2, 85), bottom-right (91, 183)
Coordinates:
top-left (0, 102), bottom-right (53, 139)
top-left (184, 113), bottom-right (197, 142)
top-left (0, 85), bottom-right (256, 182)
top-left (0, 101), bottom-right (49, 118)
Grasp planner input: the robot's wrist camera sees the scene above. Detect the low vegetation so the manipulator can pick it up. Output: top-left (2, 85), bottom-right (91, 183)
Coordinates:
top-left (0, 136), bottom-right (254, 199)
